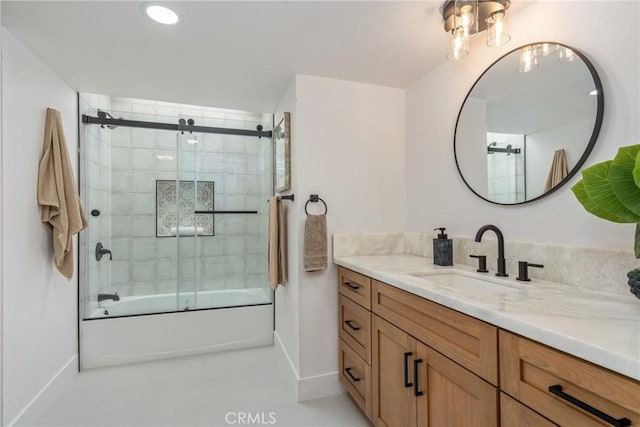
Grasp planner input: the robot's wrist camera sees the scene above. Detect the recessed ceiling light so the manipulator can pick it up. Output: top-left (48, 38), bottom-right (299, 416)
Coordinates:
top-left (143, 3), bottom-right (179, 25)
top-left (589, 89), bottom-right (598, 96)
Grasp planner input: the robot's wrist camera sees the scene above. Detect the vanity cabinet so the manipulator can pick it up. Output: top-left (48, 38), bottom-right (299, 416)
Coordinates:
top-left (371, 315), bottom-right (418, 426)
top-left (500, 330), bottom-right (640, 426)
top-left (338, 268), bottom-right (373, 418)
top-left (337, 266), bottom-right (640, 426)
top-left (372, 315), bottom-right (498, 426)
top-left (371, 278), bottom-right (498, 385)
top-left (338, 267), bottom-right (498, 426)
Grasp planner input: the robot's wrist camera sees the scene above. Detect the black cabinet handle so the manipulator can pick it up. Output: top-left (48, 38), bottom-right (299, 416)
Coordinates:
top-left (548, 385), bottom-right (631, 427)
top-left (344, 320), bottom-right (360, 331)
top-left (403, 352), bottom-right (413, 388)
top-left (413, 359), bottom-right (424, 397)
top-left (344, 367), bottom-right (361, 383)
top-left (342, 281), bottom-right (360, 290)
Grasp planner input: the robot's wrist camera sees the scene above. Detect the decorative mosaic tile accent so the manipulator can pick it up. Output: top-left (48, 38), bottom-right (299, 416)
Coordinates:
top-left (156, 180), bottom-right (214, 237)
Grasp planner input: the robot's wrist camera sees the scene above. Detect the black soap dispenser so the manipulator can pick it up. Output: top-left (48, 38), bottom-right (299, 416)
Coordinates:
top-left (433, 227), bottom-right (453, 266)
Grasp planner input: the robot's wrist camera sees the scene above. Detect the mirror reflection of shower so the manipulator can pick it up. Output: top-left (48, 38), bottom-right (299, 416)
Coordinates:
top-left (79, 94), bottom-right (274, 319)
top-left (486, 132), bottom-right (525, 204)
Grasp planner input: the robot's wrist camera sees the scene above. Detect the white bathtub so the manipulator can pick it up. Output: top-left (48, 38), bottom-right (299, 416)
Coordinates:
top-left (89, 288), bottom-right (271, 318)
top-left (81, 288), bottom-right (273, 369)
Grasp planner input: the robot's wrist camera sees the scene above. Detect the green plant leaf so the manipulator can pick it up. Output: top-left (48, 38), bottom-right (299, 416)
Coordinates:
top-left (571, 179), bottom-right (628, 223)
top-left (635, 223), bottom-right (640, 259)
top-left (633, 150), bottom-right (640, 189)
top-left (610, 145), bottom-right (640, 216)
top-left (581, 160), bottom-right (640, 222)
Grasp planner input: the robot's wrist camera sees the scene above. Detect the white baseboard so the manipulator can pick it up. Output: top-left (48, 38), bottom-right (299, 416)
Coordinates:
top-left (273, 331), bottom-right (299, 397)
top-left (9, 355), bottom-right (78, 426)
top-left (273, 332), bottom-right (344, 402)
top-left (298, 371), bottom-right (343, 402)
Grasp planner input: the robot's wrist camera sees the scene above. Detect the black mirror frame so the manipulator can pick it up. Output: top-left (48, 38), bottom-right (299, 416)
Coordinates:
top-left (453, 42), bottom-right (604, 206)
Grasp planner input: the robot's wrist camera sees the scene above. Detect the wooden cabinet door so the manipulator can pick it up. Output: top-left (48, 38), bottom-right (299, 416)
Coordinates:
top-left (500, 392), bottom-right (558, 427)
top-left (416, 342), bottom-right (498, 427)
top-left (372, 315), bottom-right (417, 427)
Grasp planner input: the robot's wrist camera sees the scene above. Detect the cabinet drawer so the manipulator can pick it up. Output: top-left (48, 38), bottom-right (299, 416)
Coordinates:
top-left (339, 338), bottom-right (372, 419)
top-left (500, 392), bottom-right (557, 427)
top-left (338, 267), bottom-right (371, 310)
top-left (372, 280), bottom-right (498, 385)
top-left (500, 330), bottom-right (640, 426)
top-left (339, 295), bottom-right (371, 364)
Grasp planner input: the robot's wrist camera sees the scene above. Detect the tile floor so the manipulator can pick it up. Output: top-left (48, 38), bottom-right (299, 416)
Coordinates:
top-left (25, 345), bottom-right (369, 427)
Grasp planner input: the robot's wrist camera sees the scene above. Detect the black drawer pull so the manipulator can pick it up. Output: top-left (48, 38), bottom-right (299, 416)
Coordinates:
top-left (344, 320), bottom-right (360, 331)
top-left (344, 367), bottom-right (361, 383)
top-left (403, 352), bottom-right (413, 388)
top-left (342, 281), bottom-right (360, 290)
top-left (548, 385), bottom-right (631, 427)
top-left (413, 359), bottom-right (424, 397)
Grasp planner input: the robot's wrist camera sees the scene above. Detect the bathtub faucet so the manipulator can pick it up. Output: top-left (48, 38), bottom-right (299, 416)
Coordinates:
top-left (98, 293), bottom-right (120, 303)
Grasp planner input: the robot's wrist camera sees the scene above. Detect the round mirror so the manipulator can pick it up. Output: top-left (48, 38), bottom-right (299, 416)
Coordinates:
top-left (454, 42), bottom-right (603, 205)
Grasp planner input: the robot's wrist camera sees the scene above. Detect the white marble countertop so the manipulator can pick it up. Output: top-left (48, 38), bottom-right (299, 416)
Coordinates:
top-left (334, 254), bottom-right (640, 380)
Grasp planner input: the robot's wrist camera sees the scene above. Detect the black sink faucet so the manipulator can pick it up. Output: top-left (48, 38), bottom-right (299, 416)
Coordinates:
top-left (474, 225), bottom-right (508, 277)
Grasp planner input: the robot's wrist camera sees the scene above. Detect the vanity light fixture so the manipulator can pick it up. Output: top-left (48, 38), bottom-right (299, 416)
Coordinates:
top-left (187, 139), bottom-right (198, 144)
top-left (441, 0), bottom-right (511, 60)
top-left (143, 3), bottom-right (179, 25)
top-left (448, 27), bottom-right (470, 60)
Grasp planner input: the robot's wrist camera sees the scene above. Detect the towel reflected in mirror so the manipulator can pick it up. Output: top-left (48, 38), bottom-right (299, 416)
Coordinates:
top-left (544, 149), bottom-right (569, 192)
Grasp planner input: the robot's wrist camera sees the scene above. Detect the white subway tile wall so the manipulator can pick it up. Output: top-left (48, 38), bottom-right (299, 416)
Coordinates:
top-left (80, 95), bottom-right (272, 314)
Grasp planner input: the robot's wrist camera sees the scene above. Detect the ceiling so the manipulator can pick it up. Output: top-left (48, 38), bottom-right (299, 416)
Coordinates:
top-left (1, 1), bottom-right (458, 112)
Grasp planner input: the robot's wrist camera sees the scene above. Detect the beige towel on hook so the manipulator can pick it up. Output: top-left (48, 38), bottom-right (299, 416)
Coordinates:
top-left (38, 108), bottom-right (88, 280)
top-left (304, 214), bottom-right (327, 272)
top-left (268, 196), bottom-right (287, 290)
top-left (544, 149), bottom-right (569, 192)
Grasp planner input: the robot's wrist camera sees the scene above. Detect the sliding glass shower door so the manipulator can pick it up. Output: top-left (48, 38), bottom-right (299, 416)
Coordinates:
top-left (79, 95), bottom-right (273, 319)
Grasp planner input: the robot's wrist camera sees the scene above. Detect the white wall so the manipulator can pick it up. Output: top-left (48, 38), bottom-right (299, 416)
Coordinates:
top-left (274, 74), bottom-right (405, 399)
top-left (406, 1), bottom-right (639, 250)
top-left (274, 78), bottom-right (301, 380)
top-left (293, 75), bottom-right (405, 391)
top-left (1, 27), bottom-right (79, 424)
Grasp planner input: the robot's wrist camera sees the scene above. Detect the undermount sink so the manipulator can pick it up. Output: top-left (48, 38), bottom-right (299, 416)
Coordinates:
top-left (408, 270), bottom-right (523, 296)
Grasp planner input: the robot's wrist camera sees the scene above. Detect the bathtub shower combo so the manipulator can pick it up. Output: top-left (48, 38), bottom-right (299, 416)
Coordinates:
top-left (79, 94), bottom-right (274, 368)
